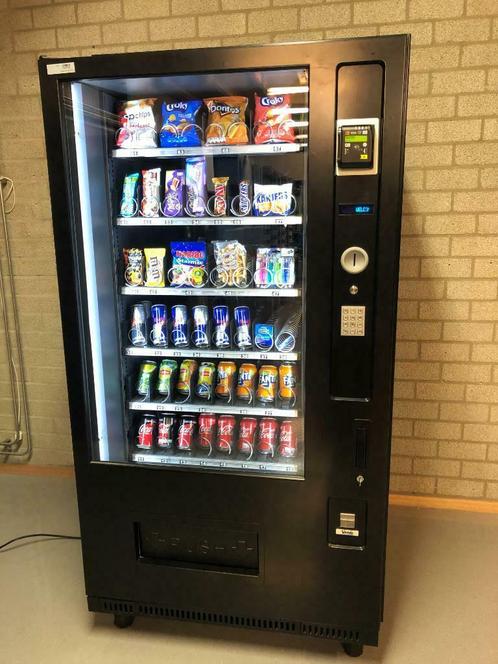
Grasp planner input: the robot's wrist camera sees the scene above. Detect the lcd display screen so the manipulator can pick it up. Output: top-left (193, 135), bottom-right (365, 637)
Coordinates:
top-left (338, 204), bottom-right (374, 215)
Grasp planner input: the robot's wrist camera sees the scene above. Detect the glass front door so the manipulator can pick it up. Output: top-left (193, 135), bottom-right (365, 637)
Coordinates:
top-left (67, 67), bottom-right (308, 478)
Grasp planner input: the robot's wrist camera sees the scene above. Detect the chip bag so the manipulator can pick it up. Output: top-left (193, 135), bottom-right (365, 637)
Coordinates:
top-left (160, 100), bottom-right (203, 147)
top-left (116, 98), bottom-right (157, 149)
top-left (204, 96), bottom-right (248, 145)
top-left (254, 94), bottom-right (295, 144)
top-left (253, 183), bottom-right (294, 217)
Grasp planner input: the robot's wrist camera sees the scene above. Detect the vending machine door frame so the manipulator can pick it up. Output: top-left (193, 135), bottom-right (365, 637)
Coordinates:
top-left (39, 36), bottom-right (409, 650)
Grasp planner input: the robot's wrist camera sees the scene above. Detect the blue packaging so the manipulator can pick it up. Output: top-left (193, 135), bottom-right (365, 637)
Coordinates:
top-left (254, 323), bottom-right (274, 351)
top-left (160, 100), bottom-right (203, 147)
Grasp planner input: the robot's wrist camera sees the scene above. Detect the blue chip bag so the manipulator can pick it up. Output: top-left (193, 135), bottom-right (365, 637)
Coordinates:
top-left (160, 100), bottom-right (203, 147)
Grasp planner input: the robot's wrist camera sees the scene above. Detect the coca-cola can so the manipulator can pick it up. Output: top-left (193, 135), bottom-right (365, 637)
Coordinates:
top-left (257, 417), bottom-right (278, 455)
top-left (216, 414), bottom-right (236, 453)
top-left (176, 414), bottom-right (196, 451)
top-left (157, 413), bottom-right (176, 450)
top-left (277, 420), bottom-right (297, 458)
top-left (198, 413), bottom-right (217, 450)
top-left (136, 413), bottom-right (157, 450)
top-left (237, 417), bottom-right (257, 455)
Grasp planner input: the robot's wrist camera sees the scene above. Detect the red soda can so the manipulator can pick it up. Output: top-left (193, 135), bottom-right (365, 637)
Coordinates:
top-left (257, 417), bottom-right (278, 455)
top-left (277, 420), bottom-right (297, 458)
top-left (216, 414), bottom-right (236, 453)
top-left (136, 414), bottom-right (157, 450)
top-left (157, 413), bottom-right (175, 450)
top-left (237, 417), bottom-right (257, 455)
top-left (198, 413), bottom-right (217, 450)
top-left (176, 414), bottom-right (196, 451)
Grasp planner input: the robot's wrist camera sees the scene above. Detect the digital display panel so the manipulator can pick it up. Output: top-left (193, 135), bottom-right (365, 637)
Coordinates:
top-left (344, 135), bottom-right (366, 143)
top-left (338, 204), bottom-right (374, 215)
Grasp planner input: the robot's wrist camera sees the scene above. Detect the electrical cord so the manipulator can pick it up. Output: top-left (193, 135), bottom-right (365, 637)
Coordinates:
top-left (0, 533), bottom-right (81, 552)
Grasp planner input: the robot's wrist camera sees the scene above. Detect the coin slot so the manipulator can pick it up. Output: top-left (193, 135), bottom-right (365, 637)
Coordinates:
top-left (340, 247), bottom-right (369, 275)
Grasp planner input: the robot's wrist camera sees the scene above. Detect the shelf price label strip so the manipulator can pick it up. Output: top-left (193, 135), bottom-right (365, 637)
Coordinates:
top-left (116, 216), bottom-right (302, 227)
top-left (121, 286), bottom-right (301, 298)
top-left (124, 347), bottom-right (300, 361)
top-left (132, 453), bottom-right (299, 474)
top-left (128, 401), bottom-right (299, 418)
top-left (112, 144), bottom-right (303, 159)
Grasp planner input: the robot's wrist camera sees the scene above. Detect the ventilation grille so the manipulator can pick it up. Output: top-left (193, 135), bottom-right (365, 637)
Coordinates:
top-left (97, 598), bottom-right (360, 643)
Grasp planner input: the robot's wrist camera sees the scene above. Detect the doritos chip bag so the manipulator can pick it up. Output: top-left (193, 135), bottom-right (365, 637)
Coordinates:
top-left (160, 100), bottom-right (203, 148)
top-left (204, 96), bottom-right (248, 145)
top-left (254, 94), bottom-right (295, 144)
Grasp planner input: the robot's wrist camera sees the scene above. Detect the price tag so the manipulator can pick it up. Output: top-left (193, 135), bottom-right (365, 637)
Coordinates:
top-left (241, 463), bottom-right (248, 469)
top-left (221, 147), bottom-right (230, 154)
top-left (272, 145), bottom-right (282, 153)
top-left (179, 458), bottom-right (187, 464)
top-left (148, 288), bottom-right (158, 295)
top-left (172, 350), bottom-right (181, 357)
top-left (199, 460), bottom-right (207, 466)
top-left (271, 290), bottom-right (280, 297)
top-left (264, 409), bottom-right (273, 416)
top-left (176, 149), bottom-right (185, 155)
top-left (223, 289), bottom-right (233, 296)
top-left (136, 455), bottom-right (145, 463)
top-left (131, 150), bottom-right (139, 157)
top-left (239, 409), bottom-right (248, 415)
top-left (159, 457), bottom-right (168, 464)
top-left (183, 289), bottom-right (193, 296)
top-left (259, 353), bottom-right (268, 359)
top-left (174, 405), bottom-right (183, 412)
top-left (232, 218), bottom-right (242, 225)
top-left (240, 353), bottom-right (248, 359)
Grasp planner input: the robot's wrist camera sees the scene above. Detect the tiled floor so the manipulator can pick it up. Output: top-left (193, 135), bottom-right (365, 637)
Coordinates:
top-left (0, 474), bottom-right (497, 664)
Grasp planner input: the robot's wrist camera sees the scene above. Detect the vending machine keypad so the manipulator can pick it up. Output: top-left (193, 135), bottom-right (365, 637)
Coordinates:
top-left (340, 306), bottom-right (366, 337)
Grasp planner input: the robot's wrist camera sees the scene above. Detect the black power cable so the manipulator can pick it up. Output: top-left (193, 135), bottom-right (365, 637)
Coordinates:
top-left (0, 533), bottom-right (81, 551)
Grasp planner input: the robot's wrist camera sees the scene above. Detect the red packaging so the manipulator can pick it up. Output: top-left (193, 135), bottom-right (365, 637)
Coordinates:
top-left (198, 413), bottom-right (217, 450)
top-left (216, 414), bottom-right (236, 453)
top-left (254, 94), bottom-right (295, 145)
top-left (257, 417), bottom-right (278, 455)
top-left (177, 415), bottom-right (196, 451)
top-left (237, 417), bottom-right (257, 455)
top-left (136, 414), bottom-right (157, 450)
top-left (277, 420), bottom-right (297, 458)
top-left (157, 414), bottom-right (175, 450)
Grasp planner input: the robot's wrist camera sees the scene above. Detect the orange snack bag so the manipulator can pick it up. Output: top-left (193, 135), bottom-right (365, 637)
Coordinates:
top-left (204, 96), bottom-right (249, 145)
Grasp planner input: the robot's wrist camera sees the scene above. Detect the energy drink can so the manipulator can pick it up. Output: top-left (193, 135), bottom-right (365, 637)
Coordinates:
top-left (234, 306), bottom-right (252, 349)
top-left (150, 303), bottom-right (168, 347)
top-left (195, 362), bottom-right (216, 400)
top-left (256, 365), bottom-right (278, 404)
top-left (176, 359), bottom-right (198, 399)
top-left (213, 305), bottom-right (230, 348)
top-left (192, 305), bottom-right (209, 348)
top-left (136, 360), bottom-right (157, 399)
top-left (236, 363), bottom-right (257, 403)
top-left (215, 361), bottom-right (236, 401)
top-left (157, 414), bottom-right (176, 450)
top-left (136, 414), bottom-right (157, 450)
top-left (216, 414), bottom-right (236, 453)
top-left (156, 359), bottom-right (177, 400)
top-left (171, 304), bottom-right (188, 347)
top-left (129, 303), bottom-right (147, 347)
top-left (278, 362), bottom-right (297, 407)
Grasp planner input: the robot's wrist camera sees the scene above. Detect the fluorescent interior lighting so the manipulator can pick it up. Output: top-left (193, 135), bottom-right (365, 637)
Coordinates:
top-left (266, 85), bottom-right (309, 95)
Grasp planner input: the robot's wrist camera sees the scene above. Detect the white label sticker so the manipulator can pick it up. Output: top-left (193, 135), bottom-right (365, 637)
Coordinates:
top-left (335, 528), bottom-right (360, 537)
top-left (47, 62), bottom-right (76, 75)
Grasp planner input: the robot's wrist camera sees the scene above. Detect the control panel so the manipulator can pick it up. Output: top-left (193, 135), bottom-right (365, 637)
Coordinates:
top-left (337, 124), bottom-right (374, 169)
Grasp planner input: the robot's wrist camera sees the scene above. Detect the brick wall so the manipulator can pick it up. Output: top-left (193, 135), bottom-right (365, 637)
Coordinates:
top-left (0, 0), bottom-right (497, 500)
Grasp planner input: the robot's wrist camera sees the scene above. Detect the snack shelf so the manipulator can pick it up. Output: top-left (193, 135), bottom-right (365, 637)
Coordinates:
top-left (124, 346), bottom-right (300, 361)
top-left (131, 451), bottom-right (299, 475)
top-left (117, 215), bottom-right (302, 227)
top-left (121, 286), bottom-right (301, 298)
top-left (112, 144), bottom-right (303, 159)
top-left (128, 400), bottom-right (299, 418)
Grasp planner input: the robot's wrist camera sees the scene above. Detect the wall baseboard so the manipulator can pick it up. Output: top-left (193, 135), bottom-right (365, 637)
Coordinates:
top-left (1, 464), bottom-right (497, 514)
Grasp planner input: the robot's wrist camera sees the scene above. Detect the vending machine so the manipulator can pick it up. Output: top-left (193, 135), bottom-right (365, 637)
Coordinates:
top-left (39, 36), bottom-right (409, 657)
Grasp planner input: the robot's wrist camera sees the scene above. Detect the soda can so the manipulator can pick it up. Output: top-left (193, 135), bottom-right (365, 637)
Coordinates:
top-left (195, 361), bottom-right (216, 400)
top-left (213, 305), bottom-right (230, 348)
top-left (237, 416), bottom-right (257, 455)
top-left (198, 412), bottom-right (217, 451)
top-left (256, 365), bottom-right (278, 404)
top-left (150, 303), bottom-right (168, 347)
top-left (215, 361), bottom-right (237, 401)
top-left (234, 306), bottom-right (252, 349)
top-left (171, 304), bottom-right (189, 348)
top-left (236, 363), bottom-right (257, 403)
top-left (176, 359), bottom-right (198, 399)
top-left (192, 305), bottom-right (209, 348)
top-left (129, 303), bottom-right (147, 347)
top-left (140, 300), bottom-right (152, 320)
top-left (176, 414), bottom-right (196, 451)
top-left (277, 420), bottom-right (298, 458)
top-left (157, 413), bottom-right (176, 450)
top-left (278, 362), bottom-right (297, 407)
top-left (156, 359), bottom-right (177, 400)
top-left (136, 360), bottom-right (157, 399)
top-left (257, 417), bottom-right (278, 455)
top-left (136, 413), bottom-right (157, 450)
top-left (216, 414), bottom-right (236, 453)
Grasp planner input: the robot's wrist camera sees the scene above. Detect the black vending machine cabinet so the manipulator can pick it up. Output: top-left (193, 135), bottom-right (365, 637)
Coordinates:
top-left (39, 36), bottom-right (409, 657)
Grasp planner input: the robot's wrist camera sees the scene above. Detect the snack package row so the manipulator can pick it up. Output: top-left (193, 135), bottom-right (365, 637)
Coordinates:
top-left (123, 243), bottom-right (296, 289)
top-left (116, 94), bottom-right (296, 149)
top-left (120, 163), bottom-right (295, 218)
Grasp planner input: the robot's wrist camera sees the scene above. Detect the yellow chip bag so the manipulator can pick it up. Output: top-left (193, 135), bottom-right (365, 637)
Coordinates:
top-left (204, 96), bottom-right (249, 145)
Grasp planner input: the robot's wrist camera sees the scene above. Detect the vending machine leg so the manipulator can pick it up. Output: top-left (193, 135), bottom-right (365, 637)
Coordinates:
top-left (113, 614), bottom-right (135, 629)
top-left (342, 642), bottom-right (364, 657)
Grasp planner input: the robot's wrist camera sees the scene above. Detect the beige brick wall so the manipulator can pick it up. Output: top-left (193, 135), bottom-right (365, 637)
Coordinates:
top-left (0, 0), bottom-right (497, 500)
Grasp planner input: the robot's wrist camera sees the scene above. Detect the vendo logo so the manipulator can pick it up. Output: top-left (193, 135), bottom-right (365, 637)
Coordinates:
top-left (261, 96), bottom-right (284, 106)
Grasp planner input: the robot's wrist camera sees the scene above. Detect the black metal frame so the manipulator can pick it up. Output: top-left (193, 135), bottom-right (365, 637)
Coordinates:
top-left (38, 36), bottom-right (409, 656)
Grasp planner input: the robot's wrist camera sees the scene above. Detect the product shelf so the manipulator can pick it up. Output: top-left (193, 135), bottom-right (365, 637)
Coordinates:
top-left (128, 400), bottom-right (299, 418)
top-left (112, 144), bottom-right (303, 159)
top-left (116, 215), bottom-right (302, 227)
top-left (131, 451), bottom-right (300, 475)
top-left (121, 286), bottom-right (301, 298)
